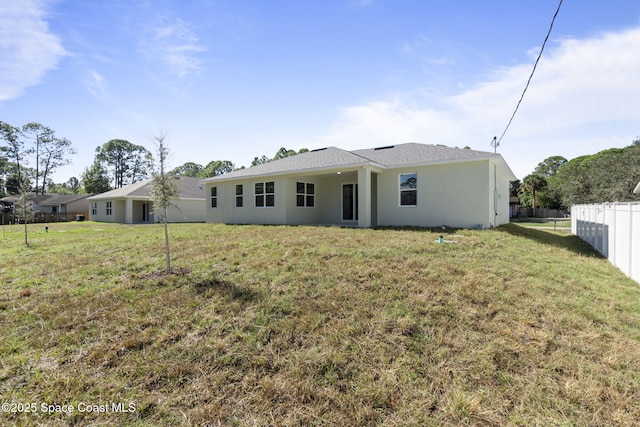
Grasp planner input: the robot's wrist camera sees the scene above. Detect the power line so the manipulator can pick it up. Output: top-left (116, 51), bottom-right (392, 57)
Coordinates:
top-left (495, 0), bottom-right (563, 147)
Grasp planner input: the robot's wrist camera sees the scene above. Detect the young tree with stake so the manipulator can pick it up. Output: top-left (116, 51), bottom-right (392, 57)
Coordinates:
top-left (149, 134), bottom-right (179, 273)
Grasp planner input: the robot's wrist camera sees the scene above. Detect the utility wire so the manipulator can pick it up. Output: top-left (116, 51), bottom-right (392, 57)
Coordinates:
top-left (495, 0), bottom-right (563, 146)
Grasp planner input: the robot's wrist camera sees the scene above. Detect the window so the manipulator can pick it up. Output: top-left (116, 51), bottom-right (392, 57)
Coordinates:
top-left (210, 187), bottom-right (218, 208)
top-left (399, 173), bottom-right (417, 206)
top-left (91, 202), bottom-right (97, 215)
top-left (106, 201), bottom-right (113, 215)
top-left (235, 184), bottom-right (243, 207)
top-left (255, 181), bottom-right (275, 207)
top-left (296, 182), bottom-right (315, 207)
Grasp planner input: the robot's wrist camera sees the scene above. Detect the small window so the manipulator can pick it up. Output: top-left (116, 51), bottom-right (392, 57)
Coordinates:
top-left (236, 184), bottom-right (243, 207)
top-left (91, 202), bottom-right (97, 215)
top-left (210, 186), bottom-right (218, 208)
top-left (106, 201), bottom-right (113, 215)
top-left (400, 173), bottom-right (417, 206)
top-left (296, 182), bottom-right (315, 207)
top-left (255, 181), bottom-right (275, 207)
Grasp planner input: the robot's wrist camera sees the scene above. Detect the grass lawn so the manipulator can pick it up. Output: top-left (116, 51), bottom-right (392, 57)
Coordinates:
top-left (1, 221), bottom-right (640, 426)
top-left (510, 218), bottom-right (572, 230)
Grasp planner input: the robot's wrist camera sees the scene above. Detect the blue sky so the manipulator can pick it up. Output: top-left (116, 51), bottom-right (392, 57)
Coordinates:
top-left (1, 0), bottom-right (640, 182)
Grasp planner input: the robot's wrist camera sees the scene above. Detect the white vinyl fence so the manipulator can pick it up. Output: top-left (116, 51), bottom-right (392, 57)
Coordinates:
top-left (572, 203), bottom-right (640, 284)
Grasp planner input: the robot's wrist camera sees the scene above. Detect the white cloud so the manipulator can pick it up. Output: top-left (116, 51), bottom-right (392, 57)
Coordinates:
top-left (317, 27), bottom-right (640, 179)
top-left (0, 0), bottom-right (66, 102)
top-left (86, 70), bottom-right (108, 100)
top-left (147, 17), bottom-right (206, 78)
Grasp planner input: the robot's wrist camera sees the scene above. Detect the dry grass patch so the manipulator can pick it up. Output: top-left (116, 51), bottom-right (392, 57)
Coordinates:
top-left (1, 222), bottom-right (640, 425)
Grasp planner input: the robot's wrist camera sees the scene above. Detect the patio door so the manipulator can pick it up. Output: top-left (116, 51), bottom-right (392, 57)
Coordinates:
top-left (142, 202), bottom-right (150, 222)
top-left (342, 183), bottom-right (358, 221)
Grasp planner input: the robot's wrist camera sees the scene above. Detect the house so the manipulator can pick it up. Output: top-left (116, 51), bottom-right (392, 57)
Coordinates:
top-left (201, 143), bottom-right (517, 228)
top-left (0, 193), bottom-right (92, 214)
top-left (0, 193), bottom-right (54, 213)
top-left (38, 193), bottom-right (94, 215)
top-left (87, 176), bottom-right (205, 223)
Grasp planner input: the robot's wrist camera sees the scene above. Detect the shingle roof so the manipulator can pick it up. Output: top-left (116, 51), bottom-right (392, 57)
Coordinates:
top-left (88, 177), bottom-right (205, 200)
top-left (351, 143), bottom-right (497, 167)
top-left (201, 147), bottom-right (371, 181)
top-left (39, 193), bottom-right (94, 206)
top-left (203, 142), bottom-right (516, 182)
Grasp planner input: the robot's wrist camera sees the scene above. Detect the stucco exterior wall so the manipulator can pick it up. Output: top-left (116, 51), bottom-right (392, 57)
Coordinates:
top-left (165, 199), bottom-right (205, 223)
top-left (376, 161), bottom-right (492, 228)
top-left (206, 178), bottom-right (287, 225)
top-left (88, 200), bottom-right (125, 223)
top-left (204, 159), bottom-right (511, 229)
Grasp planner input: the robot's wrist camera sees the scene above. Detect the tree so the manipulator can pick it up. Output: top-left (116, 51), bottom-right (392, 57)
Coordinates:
top-left (0, 154), bottom-right (9, 196)
top-left (552, 142), bottom-right (640, 206)
top-left (273, 147), bottom-right (297, 160)
top-left (251, 147), bottom-right (308, 166)
top-left (14, 179), bottom-right (35, 246)
top-left (81, 160), bottom-right (111, 194)
top-left (251, 155), bottom-right (270, 166)
top-left (0, 121), bottom-right (25, 185)
top-left (509, 180), bottom-right (521, 197)
top-left (201, 160), bottom-right (235, 178)
top-left (21, 123), bottom-right (53, 194)
top-left (95, 139), bottom-right (152, 188)
top-left (520, 174), bottom-right (547, 216)
top-left (1, 121), bottom-right (75, 194)
top-left (171, 162), bottom-right (204, 177)
top-left (534, 155), bottom-right (567, 178)
top-left (47, 177), bottom-right (81, 195)
top-left (149, 134), bottom-right (179, 274)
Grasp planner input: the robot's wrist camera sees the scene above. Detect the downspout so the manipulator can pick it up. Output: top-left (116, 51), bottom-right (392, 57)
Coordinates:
top-left (493, 164), bottom-right (498, 228)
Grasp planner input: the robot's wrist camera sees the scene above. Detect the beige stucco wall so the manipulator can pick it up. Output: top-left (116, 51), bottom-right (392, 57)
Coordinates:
top-left (206, 178), bottom-right (287, 225)
top-left (89, 198), bottom-right (205, 223)
top-left (204, 159), bottom-right (511, 229)
top-left (164, 199), bottom-right (205, 223)
top-left (376, 160), bottom-right (497, 228)
top-left (88, 199), bottom-right (126, 223)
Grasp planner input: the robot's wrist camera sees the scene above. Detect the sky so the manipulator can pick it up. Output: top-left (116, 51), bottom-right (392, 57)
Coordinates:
top-left (1, 0), bottom-right (639, 183)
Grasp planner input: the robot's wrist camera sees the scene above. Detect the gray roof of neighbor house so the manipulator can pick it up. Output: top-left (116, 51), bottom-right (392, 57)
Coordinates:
top-left (87, 177), bottom-right (205, 200)
top-left (202, 143), bottom-right (517, 182)
top-left (39, 193), bottom-right (94, 206)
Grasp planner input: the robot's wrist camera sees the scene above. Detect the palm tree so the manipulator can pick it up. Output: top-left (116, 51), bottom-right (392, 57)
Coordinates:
top-left (521, 174), bottom-right (547, 217)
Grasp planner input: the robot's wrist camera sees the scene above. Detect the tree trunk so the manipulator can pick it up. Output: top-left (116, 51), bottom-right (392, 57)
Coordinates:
top-left (163, 207), bottom-right (170, 273)
top-left (23, 220), bottom-right (29, 246)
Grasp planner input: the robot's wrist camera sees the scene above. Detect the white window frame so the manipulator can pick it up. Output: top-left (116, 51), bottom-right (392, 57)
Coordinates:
top-left (296, 181), bottom-right (315, 208)
top-left (399, 173), bottom-right (418, 207)
top-left (255, 181), bottom-right (275, 208)
top-left (210, 186), bottom-right (218, 208)
top-left (106, 201), bottom-right (113, 215)
top-left (91, 202), bottom-right (97, 215)
top-left (235, 184), bottom-right (243, 208)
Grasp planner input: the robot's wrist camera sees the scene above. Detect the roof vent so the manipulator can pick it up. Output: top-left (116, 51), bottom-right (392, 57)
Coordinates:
top-left (374, 145), bottom-right (395, 151)
top-left (311, 147), bottom-right (328, 152)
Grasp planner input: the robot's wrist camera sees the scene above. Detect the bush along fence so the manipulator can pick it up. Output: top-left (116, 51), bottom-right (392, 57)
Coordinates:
top-left (572, 202), bottom-right (640, 284)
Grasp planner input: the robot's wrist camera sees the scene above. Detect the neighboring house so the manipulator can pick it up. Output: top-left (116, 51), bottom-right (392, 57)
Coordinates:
top-left (0, 193), bottom-right (92, 213)
top-left (87, 176), bottom-right (205, 224)
top-left (38, 193), bottom-right (94, 214)
top-left (0, 193), bottom-right (52, 213)
top-left (202, 143), bottom-right (517, 229)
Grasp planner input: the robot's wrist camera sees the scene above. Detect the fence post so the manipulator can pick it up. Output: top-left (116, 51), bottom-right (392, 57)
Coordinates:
top-left (612, 202), bottom-right (617, 268)
top-left (630, 202), bottom-right (634, 279)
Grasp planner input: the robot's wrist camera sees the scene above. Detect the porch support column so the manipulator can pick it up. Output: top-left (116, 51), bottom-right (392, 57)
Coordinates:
top-left (125, 198), bottom-right (133, 224)
top-left (358, 166), bottom-right (372, 228)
